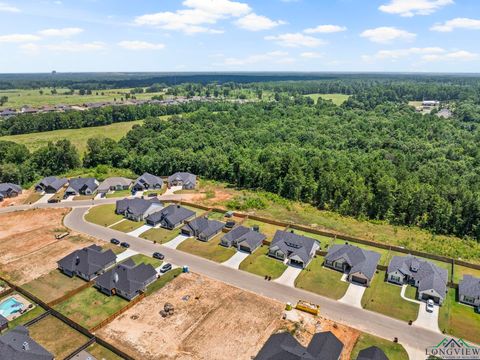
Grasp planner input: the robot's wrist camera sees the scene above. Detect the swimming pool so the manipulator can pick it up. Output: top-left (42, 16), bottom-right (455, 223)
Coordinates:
top-left (0, 297), bottom-right (23, 317)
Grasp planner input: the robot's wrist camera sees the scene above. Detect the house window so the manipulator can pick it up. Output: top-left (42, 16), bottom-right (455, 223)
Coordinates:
top-left (462, 295), bottom-right (475, 304)
top-left (391, 275), bottom-right (401, 283)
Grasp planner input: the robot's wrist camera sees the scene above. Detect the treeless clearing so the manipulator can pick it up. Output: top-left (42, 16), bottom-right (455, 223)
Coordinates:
top-left (98, 273), bottom-right (284, 360)
top-left (0, 189), bottom-right (35, 208)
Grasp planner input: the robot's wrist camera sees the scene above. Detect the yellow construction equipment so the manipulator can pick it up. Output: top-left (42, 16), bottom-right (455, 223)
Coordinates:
top-left (295, 300), bottom-right (320, 316)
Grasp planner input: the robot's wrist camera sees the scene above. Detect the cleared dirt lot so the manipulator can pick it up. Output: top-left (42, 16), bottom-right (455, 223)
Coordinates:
top-left (98, 273), bottom-right (284, 360)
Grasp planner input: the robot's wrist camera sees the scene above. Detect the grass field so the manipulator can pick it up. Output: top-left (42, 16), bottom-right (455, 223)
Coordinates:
top-left (304, 93), bottom-right (350, 105)
top-left (242, 219), bottom-right (286, 241)
top-left (110, 219), bottom-right (144, 233)
top-left (85, 204), bottom-right (123, 227)
top-left (22, 192), bottom-right (44, 204)
top-left (129, 253), bottom-right (162, 268)
top-left (351, 333), bottom-right (409, 360)
top-left (453, 264), bottom-right (480, 284)
top-left (177, 234), bottom-right (236, 263)
top-left (105, 189), bottom-right (132, 198)
top-left (361, 271), bottom-right (419, 322)
top-left (87, 343), bottom-right (123, 360)
top-left (239, 245), bottom-right (287, 279)
top-left (294, 257), bottom-right (348, 300)
top-left (54, 286), bottom-right (128, 329)
top-left (140, 227), bottom-right (180, 244)
top-left (439, 289), bottom-right (480, 344)
top-left (29, 315), bottom-right (89, 359)
top-left (145, 268), bottom-right (182, 296)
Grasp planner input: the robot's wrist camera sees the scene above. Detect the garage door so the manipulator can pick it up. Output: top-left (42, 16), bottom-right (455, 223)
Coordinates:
top-left (239, 245), bottom-right (251, 253)
top-left (421, 294), bottom-right (440, 304)
top-left (181, 229), bottom-right (192, 236)
top-left (351, 276), bottom-right (367, 285)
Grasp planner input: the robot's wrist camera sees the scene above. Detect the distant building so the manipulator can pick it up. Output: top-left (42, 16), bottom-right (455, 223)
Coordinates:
top-left (132, 172), bottom-right (163, 192)
top-left (97, 177), bottom-right (132, 195)
top-left (35, 176), bottom-right (68, 193)
top-left (0, 183), bottom-right (22, 201)
top-left (65, 178), bottom-right (99, 197)
top-left (115, 197), bottom-right (163, 221)
top-left (168, 172), bottom-right (196, 190)
top-left (436, 108), bottom-right (452, 119)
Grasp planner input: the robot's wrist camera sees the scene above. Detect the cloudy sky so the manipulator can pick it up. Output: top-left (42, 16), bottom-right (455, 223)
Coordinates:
top-left (0, 0), bottom-right (479, 73)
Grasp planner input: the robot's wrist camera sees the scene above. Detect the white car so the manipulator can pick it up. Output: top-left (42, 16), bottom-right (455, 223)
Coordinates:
top-left (426, 299), bottom-right (435, 312)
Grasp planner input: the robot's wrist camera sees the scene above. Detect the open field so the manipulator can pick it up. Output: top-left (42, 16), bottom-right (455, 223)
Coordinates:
top-left (294, 257), bottom-right (349, 300)
top-left (85, 204), bottom-right (124, 227)
top-left (351, 333), bottom-right (409, 360)
top-left (29, 315), bottom-right (89, 359)
top-left (140, 227), bottom-right (180, 244)
top-left (239, 245), bottom-right (287, 279)
top-left (110, 219), bottom-right (144, 233)
top-left (361, 271), bottom-right (419, 322)
top-left (0, 189), bottom-right (36, 208)
top-left (86, 343), bottom-right (123, 360)
top-left (439, 289), bottom-right (480, 344)
top-left (97, 272), bottom-right (284, 360)
top-left (177, 234), bottom-right (236, 263)
top-left (304, 93), bottom-right (350, 105)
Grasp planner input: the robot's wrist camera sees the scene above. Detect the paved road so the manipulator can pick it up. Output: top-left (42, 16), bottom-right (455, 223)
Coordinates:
top-left (63, 206), bottom-right (450, 358)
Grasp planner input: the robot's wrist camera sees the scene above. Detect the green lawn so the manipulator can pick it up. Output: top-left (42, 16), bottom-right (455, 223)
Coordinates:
top-left (22, 192), bottom-right (44, 204)
top-left (239, 245), bottom-right (287, 279)
top-left (453, 264), bottom-right (480, 284)
top-left (110, 219), bottom-right (144, 233)
top-left (85, 204), bottom-right (123, 227)
top-left (242, 219), bottom-right (286, 241)
top-left (289, 229), bottom-right (332, 250)
top-left (54, 286), bottom-right (129, 330)
top-left (403, 285), bottom-right (417, 301)
top-left (141, 227), bottom-right (180, 244)
top-left (74, 194), bottom-right (95, 200)
top-left (439, 289), bottom-right (480, 344)
top-left (177, 235), bottom-right (236, 263)
top-left (87, 343), bottom-right (123, 360)
top-left (105, 189), bottom-right (132, 198)
top-left (207, 211), bottom-right (227, 221)
top-left (361, 271), bottom-right (419, 322)
top-left (22, 269), bottom-right (86, 303)
top-left (5, 303), bottom-right (45, 330)
top-left (129, 253), bottom-right (162, 268)
top-left (294, 257), bottom-right (348, 300)
top-left (304, 93), bottom-right (350, 106)
top-left (146, 268), bottom-right (182, 296)
top-left (351, 333), bottom-right (409, 360)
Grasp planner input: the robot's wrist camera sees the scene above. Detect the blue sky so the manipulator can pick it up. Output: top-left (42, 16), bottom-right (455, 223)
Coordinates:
top-left (0, 0), bottom-right (479, 73)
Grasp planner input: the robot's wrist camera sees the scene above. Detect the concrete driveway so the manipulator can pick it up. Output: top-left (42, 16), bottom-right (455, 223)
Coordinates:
top-left (274, 266), bottom-right (302, 287)
top-left (115, 249), bottom-right (138, 263)
top-left (163, 234), bottom-right (190, 249)
top-left (164, 185), bottom-right (182, 196)
top-left (127, 224), bottom-right (152, 237)
top-left (339, 283), bottom-right (366, 308)
top-left (222, 251), bottom-right (250, 269)
top-left (413, 302), bottom-right (440, 333)
top-left (35, 193), bottom-right (53, 204)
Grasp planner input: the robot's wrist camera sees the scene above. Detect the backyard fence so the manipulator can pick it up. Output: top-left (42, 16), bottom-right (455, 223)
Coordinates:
top-left (47, 280), bottom-right (94, 307)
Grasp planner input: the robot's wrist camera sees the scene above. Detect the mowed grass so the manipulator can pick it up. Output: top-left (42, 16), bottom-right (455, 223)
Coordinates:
top-left (453, 264), bottom-right (480, 284)
top-left (439, 289), bottom-right (480, 344)
top-left (242, 219), bottom-right (286, 241)
top-left (294, 257), bottom-right (348, 300)
top-left (177, 234), bottom-right (236, 263)
top-left (110, 219), bottom-right (144, 233)
top-left (351, 333), bottom-right (409, 360)
top-left (141, 227), bottom-right (180, 244)
top-left (129, 253), bottom-right (162, 268)
top-left (22, 269), bottom-right (86, 303)
top-left (54, 286), bottom-right (129, 330)
top-left (146, 268), bottom-right (182, 296)
top-left (87, 343), bottom-right (123, 360)
top-left (1, 120), bottom-right (144, 154)
top-left (22, 192), bottom-right (44, 204)
top-left (29, 315), bottom-right (89, 359)
top-left (85, 204), bottom-right (123, 227)
top-left (304, 93), bottom-right (350, 105)
top-left (361, 271), bottom-right (419, 322)
top-left (105, 189), bottom-right (132, 198)
top-left (239, 245), bottom-right (287, 279)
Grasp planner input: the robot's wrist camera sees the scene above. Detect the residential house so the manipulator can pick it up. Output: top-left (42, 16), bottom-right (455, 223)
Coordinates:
top-left (0, 314), bottom-right (7, 333)
top-left (356, 346), bottom-right (388, 360)
top-left (268, 230), bottom-right (320, 269)
top-left (181, 217), bottom-right (224, 241)
top-left (0, 325), bottom-right (53, 360)
top-left (221, 225), bottom-right (266, 253)
top-left (115, 198), bottom-right (163, 222)
top-left (65, 178), bottom-right (99, 197)
top-left (95, 258), bottom-right (157, 301)
top-left (0, 109), bottom-right (17, 118)
top-left (35, 176), bottom-right (68, 193)
top-left (387, 255), bottom-right (448, 304)
top-left (145, 204), bottom-right (195, 229)
top-left (458, 275), bottom-right (480, 308)
top-left (168, 172), bottom-right (196, 189)
top-left (324, 244), bottom-right (380, 286)
top-left (57, 244), bottom-right (116, 281)
top-left (97, 177), bottom-right (132, 195)
top-left (0, 183), bottom-right (22, 201)
top-left (132, 172), bottom-right (163, 192)
top-left (436, 108), bottom-right (452, 119)
top-left (255, 331), bottom-right (343, 360)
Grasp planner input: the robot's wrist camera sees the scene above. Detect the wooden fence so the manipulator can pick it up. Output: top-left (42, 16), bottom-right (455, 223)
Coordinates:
top-left (48, 280), bottom-right (94, 307)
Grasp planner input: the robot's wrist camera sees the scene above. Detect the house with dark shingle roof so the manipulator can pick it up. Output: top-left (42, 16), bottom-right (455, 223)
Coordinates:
top-left (115, 198), bottom-right (163, 222)
top-left (387, 255), bottom-right (448, 304)
top-left (268, 230), bottom-right (319, 269)
top-left (221, 225), bottom-right (266, 253)
top-left (145, 204), bottom-right (195, 229)
top-left (0, 183), bottom-right (22, 201)
top-left (0, 325), bottom-right (53, 360)
top-left (255, 331), bottom-right (343, 360)
top-left (35, 176), bottom-right (68, 193)
top-left (181, 217), bottom-right (224, 241)
top-left (95, 258), bottom-right (157, 301)
top-left (65, 178), bottom-right (99, 197)
top-left (132, 172), bottom-right (163, 192)
top-left (459, 275), bottom-right (480, 308)
top-left (97, 177), bottom-right (132, 195)
top-left (58, 244), bottom-right (116, 281)
top-left (356, 346), bottom-right (388, 360)
top-left (168, 172), bottom-right (196, 189)
top-left (324, 244), bottom-right (380, 286)
top-left (0, 314), bottom-right (8, 332)
top-left (72, 350), bottom-right (97, 360)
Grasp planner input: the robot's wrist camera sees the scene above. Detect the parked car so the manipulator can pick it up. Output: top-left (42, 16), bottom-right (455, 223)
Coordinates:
top-left (426, 299), bottom-right (435, 313)
top-left (120, 242), bottom-right (130, 248)
top-left (110, 238), bottom-right (120, 245)
top-left (47, 198), bottom-right (60, 203)
top-left (153, 252), bottom-right (165, 260)
top-left (225, 220), bottom-right (236, 229)
top-left (147, 193), bottom-right (157, 197)
top-left (224, 211), bottom-right (234, 218)
top-left (160, 263), bottom-right (172, 273)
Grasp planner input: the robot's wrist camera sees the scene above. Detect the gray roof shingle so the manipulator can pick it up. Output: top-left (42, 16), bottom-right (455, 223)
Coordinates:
top-left (325, 244), bottom-right (380, 281)
top-left (182, 217), bottom-right (224, 239)
top-left (36, 176), bottom-right (68, 192)
top-left (356, 346), bottom-right (388, 360)
top-left (133, 173), bottom-right (163, 189)
top-left (115, 198), bottom-right (162, 218)
top-left (97, 177), bottom-right (132, 193)
top-left (57, 245), bottom-right (116, 278)
top-left (270, 230), bottom-right (319, 265)
top-left (0, 325), bottom-right (53, 360)
top-left (168, 172), bottom-right (196, 187)
top-left (145, 204), bottom-right (195, 226)
top-left (67, 178), bottom-right (98, 193)
top-left (222, 226), bottom-right (266, 249)
top-left (459, 275), bottom-right (480, 299)
top-left (0, 183), bottom-right (22, 196)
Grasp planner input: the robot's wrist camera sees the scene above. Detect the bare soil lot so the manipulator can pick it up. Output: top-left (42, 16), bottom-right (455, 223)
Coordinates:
top-left (98, 273), bottom-right (284, 360)
top-left (0, 189), bottom-right (35, 208)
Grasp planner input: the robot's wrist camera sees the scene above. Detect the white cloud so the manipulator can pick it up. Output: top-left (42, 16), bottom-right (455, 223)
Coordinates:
top-left (0, 34), bottom-right (41, 43)
top-left (304, 24), bottom-right (347, 34)
top-left (360, 27), bottom-right (416, 43)
top-left (38, 27), bottom-right (84, 37)
top-left (118, 40), bottom-right (165, 50)
top-left (19, 43), bottom-right (40, 53)
top-left (379, 0), bottom-right (453, 17)
top-left (300, 52), bottom-right (323, 58)
top-left (0, 2), bottom-right (20, 12)
top-left (223, 51), bottom-right (290, 65)
top-left (363, 47), bottom-right (445, 61)
top-left (422, 50), bottom-right (478, 61)
top-left (264, 33), bottom-right (325, 48)
top-left (431, 18), bottom-right (480, 32)
top-left (134, 0), bottom-right (250, 34)
top-left (235, 13), bottom-right (285, 31)
top-left (45, 41), bottom-right (106, 52)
